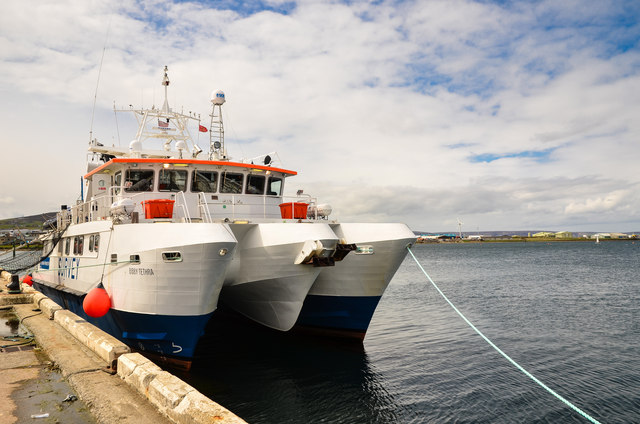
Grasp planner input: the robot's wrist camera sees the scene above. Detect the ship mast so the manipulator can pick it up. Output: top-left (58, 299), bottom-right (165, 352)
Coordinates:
top-left (161, 65), bottom-right (171, 114)
top-left (209, 90), bottom-right (227, 160)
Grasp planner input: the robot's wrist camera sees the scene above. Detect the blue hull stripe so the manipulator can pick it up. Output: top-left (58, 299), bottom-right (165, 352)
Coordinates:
top-left (296, 295), bottom-right (382, 332)
top-left (33, 282), bottom-right (211, 360)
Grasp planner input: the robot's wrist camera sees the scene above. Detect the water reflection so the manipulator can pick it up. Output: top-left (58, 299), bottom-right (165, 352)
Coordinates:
top-left (186, 311), bottom-right (400, 424)
top-left (1, 309), bottom-right (21, 336)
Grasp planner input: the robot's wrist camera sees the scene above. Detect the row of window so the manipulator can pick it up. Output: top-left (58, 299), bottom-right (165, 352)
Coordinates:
top-left (113, 169), bottom-right (283, 196)
top-left (59, 234), bottom-right (100, 256)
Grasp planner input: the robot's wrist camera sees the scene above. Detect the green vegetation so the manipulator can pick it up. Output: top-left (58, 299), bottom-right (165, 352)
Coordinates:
top-left (0, 213), bottom-right (56, 230)
top-left (0, 242), bottom-right (43, 250)
top-left (451, 237), bottom-right (632, 243)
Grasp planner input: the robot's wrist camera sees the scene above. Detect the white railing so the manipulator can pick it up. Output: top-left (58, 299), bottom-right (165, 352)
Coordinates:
top-left (195, 193), bottom-right (319, 222)
top-left (197, 192), bottom-right (213, 223)
top-left (64, 189), bottom-right (323, 226)
top-left (175, 191), bottom-right (191, 223)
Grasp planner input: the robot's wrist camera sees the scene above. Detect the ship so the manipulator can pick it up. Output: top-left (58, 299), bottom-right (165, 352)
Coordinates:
top-left (33, 67), bottom-right (415, 369)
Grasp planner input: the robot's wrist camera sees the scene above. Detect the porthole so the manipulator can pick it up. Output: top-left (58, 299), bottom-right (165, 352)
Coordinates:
top-left (162, 252), bottom-right (182, 262)
top-left (355, 245), bottom-right (374, 255)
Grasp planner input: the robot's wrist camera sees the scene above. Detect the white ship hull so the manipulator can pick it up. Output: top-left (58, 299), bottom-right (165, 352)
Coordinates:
top-left (221, 222), bottom-right (339, 331)
top-left (295, 223), bottom-right (416, 338)
top-left (34, 221), bottom-right (237, 366)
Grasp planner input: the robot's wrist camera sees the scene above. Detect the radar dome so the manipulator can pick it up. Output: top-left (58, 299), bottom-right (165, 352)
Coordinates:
top-left (211, 90), bottom-right (225, 105)
top-left (129, 139), bottom-right (142, 152)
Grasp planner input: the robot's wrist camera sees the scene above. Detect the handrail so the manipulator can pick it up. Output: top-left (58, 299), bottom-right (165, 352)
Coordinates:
top-left (175, 191), bottom-right (191, 223)
top-left (197, 192), bottom-right (213, 223)
top-left (62, 189), bottom-right (325, 226)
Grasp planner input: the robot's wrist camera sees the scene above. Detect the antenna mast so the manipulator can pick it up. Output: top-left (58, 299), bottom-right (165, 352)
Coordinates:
top-left (89, 15), bottom-right (112, 144)
top-left (161, 65), bottom-right (170, 113)
top-left (209, 90), bottom-right (227, 160)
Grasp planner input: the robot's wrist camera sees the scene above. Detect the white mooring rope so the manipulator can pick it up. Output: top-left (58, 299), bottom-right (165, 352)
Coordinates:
top-left (407, 246), bottom-right (602, 424)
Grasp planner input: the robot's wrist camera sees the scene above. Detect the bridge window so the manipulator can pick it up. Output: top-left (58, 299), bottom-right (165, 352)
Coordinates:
top-left (192, 170), bottom-right (218, 193)
top-left (159, 169), bottom-right (187, 192)
top-left (267, 177), bottom-right (282, 196)
top-left (114, 171), bottom-right (122, 195)
top-left (125, 169), bottom-right (154, 192)
top-left (220, 172), bottom-right (244, 194)
top-left (65, 238), bottom-right (71, 256)
top-left (246, 174), bottom-right (266, 195)
top-left (73, 236), bottom-right (84, 255)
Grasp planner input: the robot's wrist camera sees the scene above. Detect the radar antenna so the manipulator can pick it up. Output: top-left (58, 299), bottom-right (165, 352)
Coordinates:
top-left (161, 65), bottom-right (171, 114)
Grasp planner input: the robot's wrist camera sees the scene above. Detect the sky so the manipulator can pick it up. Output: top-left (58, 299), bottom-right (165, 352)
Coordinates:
top-left (1, 0), bottom-right (639, 232)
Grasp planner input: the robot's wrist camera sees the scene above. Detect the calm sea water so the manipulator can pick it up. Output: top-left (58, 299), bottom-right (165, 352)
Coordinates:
top-left (187, 241), bottom-right (640, 423)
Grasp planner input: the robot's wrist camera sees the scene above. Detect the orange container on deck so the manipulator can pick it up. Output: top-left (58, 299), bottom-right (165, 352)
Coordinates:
top-left (143, 199), bottom-right (175, 219)
top-left (279, 202), bottom-right (309, 219)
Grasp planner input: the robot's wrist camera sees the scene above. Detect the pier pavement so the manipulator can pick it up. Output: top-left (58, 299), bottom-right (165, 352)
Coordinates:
top-left (0, 279), bottom-right (246, 424)
top-left (1, 297), bottom-right (173, 423)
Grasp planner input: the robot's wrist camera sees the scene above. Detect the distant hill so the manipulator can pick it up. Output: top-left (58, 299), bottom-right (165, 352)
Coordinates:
top-left (413, 230), bottom-right (639, 237)
top-left (0, 213), bottom-right (57, 230)
top-left (415, 230), bottom-right (544, 237)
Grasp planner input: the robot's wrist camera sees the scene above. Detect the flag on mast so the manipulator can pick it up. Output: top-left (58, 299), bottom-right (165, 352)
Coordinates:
top-left (199, 124), bottom-right (208, 132)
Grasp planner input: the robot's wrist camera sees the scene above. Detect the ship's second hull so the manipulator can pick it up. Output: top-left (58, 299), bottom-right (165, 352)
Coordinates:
top-left (295, 223), bottom-right (416, 338)
top-left (294, 294), bottom-right (382, 339)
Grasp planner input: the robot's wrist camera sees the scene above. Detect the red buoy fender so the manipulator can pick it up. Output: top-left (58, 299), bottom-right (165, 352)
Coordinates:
top-left (22, 274), bottom-right (33, 287)
top-left (83, 287), bottom-right (111, 318)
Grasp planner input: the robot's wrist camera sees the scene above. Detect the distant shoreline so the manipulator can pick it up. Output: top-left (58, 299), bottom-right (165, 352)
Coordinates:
top-left (416, 237), bottom-right (637, 244)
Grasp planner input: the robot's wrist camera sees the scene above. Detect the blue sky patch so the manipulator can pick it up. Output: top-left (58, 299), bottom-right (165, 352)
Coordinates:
top-left (470, 148), bottom-right (556, 163)
top-left (181, 0), bottom-right (296, 16)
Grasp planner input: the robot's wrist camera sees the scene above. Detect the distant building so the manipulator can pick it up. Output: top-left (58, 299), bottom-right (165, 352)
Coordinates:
top-left (555, 231), bottom-right (573, 238)
top-left (532, 232), bottom-right (555, 238)
top-left (416, 233), bottom-right (457, 242)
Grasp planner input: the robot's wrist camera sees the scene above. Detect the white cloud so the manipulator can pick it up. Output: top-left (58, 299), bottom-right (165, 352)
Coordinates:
top-left (0, 0), bottom-right (639, 232)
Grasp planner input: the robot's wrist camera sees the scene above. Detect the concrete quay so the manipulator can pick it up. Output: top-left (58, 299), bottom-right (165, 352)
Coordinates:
top-left (0, 278), bottom-right (247, 424)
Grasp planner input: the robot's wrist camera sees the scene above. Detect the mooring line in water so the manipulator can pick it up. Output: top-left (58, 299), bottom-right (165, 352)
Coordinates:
top-left (406, 246), bottom-right (602, 424)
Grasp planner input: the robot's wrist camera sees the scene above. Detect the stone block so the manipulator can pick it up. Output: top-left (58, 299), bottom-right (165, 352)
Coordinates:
top-left (32, 292), bottom-right (48, 307)
top-left (148, 371), bottom-right (195, 411)
top-left (169, 390), bottom-right (248, 424)
top-left (54, 309), bottom-right (129, 368)
top-left (39, 298), bottom-right (62, 320)
top-left (117, 352), bottom-right (151, 379)
top-left (0, 270), bottom-right (11, 284)
top-left (125, 358), bottom-right (163, 394)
